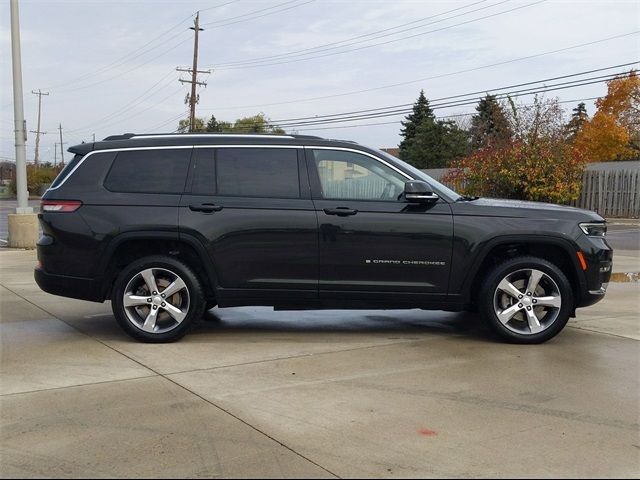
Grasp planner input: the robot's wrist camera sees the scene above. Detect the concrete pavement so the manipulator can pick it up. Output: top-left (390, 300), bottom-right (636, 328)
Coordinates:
top-left (1, 249), bottom-right (639, 478)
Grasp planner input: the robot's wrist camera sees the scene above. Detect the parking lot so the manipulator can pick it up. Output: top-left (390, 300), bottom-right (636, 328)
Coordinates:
top-left (1, 247), bottom-right (638, 478)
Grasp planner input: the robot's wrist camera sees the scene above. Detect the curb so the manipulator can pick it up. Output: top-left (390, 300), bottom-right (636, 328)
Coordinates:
top-left (610, 272), bottom-right (640, 282)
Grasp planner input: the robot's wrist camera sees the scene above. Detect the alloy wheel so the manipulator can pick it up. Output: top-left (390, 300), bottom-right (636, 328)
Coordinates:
top-left (493, 268), bottom-right (562, 335)
top-left (122, 267), bottom-right (190, 334)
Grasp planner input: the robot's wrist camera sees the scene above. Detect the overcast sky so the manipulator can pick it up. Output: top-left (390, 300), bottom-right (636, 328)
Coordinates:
top-left (1, 0), bottom-right (639, 163)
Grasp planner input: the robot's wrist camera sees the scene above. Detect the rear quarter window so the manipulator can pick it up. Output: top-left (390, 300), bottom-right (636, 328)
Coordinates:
top-left (49, 154), bottom-right (83, 189)
top-left (104, 149), bottom-right (192, 194)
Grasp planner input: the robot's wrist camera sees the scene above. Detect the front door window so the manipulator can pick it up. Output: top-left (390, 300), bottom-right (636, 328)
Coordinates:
top-left (312, 149), bottom-right (406, 201)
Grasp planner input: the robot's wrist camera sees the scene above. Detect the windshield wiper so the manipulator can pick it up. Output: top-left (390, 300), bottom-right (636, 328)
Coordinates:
top-left (456, 195), bottom-right (480, 202)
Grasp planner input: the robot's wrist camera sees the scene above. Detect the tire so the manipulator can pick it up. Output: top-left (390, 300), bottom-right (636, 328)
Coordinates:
top-left (478, 256), bottom-right (574, 344)
top-left (111, 255), bottom-right (206, 342)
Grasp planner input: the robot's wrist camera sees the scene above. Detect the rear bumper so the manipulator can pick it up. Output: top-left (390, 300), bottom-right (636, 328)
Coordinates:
top-left (34, 267), bottom-right (104, 303)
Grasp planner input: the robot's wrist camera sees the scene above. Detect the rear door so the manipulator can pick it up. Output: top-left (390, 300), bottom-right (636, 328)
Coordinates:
top-left (179, 146), bottom-right (318, 305)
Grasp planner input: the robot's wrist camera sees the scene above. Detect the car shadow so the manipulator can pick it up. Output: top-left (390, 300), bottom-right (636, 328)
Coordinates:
top-left (192, 307), bottom-right (494, 342)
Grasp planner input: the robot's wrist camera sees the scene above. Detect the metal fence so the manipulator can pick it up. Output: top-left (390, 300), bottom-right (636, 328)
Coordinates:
top-left (571, 169), bottom-right (640, 218)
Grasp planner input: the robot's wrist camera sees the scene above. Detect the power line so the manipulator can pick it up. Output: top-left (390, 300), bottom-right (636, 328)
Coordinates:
top-left (72, 86), bottom-right (185, 137)
top-left (207, 0), bottom-right (547, 70)
top-left (274, 73), bottom-right (632, 127)
top-left (201, 0), bottom-right (312, 28)
top-left (270, 62), bottom-right (638, 124)
top-left (207, 0), bottom-right (501, 68)
top-left (40, 1), bottom-right (240, 93)
top-left (43, 16), bottom-right (194, 92)
top-left (292, 97), bottom-right (602, 132)
top-left (53, 35), bottom-right (192, 94)
top-left (273, 73), bottom-right (633, 129)
top-left (145, 111), bottom-right (187, 132)
top-left (199, 0), bottom-right (243, 13)
top-left (66, 70), bottom-right (178, 133)
top-left (201, 31), bottom-right (639, 112)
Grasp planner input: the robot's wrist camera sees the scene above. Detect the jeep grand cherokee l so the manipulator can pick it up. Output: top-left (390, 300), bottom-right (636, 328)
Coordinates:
top-left (35, 133), bottom-right (612, 343)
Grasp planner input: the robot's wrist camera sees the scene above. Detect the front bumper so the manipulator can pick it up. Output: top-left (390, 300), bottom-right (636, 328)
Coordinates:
top-left (575, 234), bottom-right (612, 308)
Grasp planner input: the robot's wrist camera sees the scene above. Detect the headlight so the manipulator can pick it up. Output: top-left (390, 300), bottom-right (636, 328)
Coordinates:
top-left (579, 222), bottom-right (607, 237)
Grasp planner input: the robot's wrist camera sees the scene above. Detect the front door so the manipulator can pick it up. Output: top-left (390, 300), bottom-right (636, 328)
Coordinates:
top-left (306, 147), bottom-right (453, 304)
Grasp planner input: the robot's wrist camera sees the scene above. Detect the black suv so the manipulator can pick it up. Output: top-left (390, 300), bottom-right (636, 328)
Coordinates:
top-left (35, 133), bottom-right (612, 343)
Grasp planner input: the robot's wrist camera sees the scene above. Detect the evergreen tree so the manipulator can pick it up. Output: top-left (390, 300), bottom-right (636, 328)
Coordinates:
top-left (469, 94), bottom-right (512, 149)
top-left (565, 102), bottom-right (589, 141)
top-left (403, 118), bottom-right (470, 168)
top-left (206, 115), bottom-right (223, 132)
top-left (399, 90), bottom-right (434, 160)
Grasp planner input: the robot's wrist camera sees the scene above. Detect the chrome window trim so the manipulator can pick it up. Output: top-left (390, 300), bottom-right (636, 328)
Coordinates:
top-left (193, 145), bottom-right (303, 149)
top-left (47, 145), bottom-right (304, 191)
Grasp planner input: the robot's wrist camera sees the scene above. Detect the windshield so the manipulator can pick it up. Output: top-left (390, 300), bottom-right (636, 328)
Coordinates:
top-left (376, 149), bottom-right (462, 201)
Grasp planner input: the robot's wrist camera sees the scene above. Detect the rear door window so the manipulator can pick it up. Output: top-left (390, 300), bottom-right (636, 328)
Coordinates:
top-left (104, 149), bottom-right (192, 194)
top-left (216, 148), bottom-right (300, 198)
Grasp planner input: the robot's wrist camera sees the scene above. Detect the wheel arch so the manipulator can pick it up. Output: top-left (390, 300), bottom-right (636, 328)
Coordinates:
top-left (98, 231), bottom-right (219, 302)
top-left (464, 235), bottom-right (585, 307)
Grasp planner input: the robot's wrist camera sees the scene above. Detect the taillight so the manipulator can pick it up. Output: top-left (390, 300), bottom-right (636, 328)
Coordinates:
top-left (41, 200), bottom-right (82, 212)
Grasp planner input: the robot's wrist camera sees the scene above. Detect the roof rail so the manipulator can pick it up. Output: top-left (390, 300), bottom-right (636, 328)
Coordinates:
top-left (100, 132), bottom-right (331, 141)
top-left (102, 133), bottom-right (136, 141)
top-left (131, 132), bottom-right (298, 139)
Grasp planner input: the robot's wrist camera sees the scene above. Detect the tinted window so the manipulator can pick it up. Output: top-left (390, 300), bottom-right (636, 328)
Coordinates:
top-left (312, 149), bottom-right (406, 201)
top-left (50, 154), bottom-right (83, 188)
top-left (216, 148), bottom-right (300, 198)
top-left (104, 149), bottom-right (191, 194)
top-left (191, 148), bottom-right (216, 195)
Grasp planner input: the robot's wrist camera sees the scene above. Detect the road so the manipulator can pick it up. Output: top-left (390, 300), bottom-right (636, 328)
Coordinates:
top-left (607, 222), bottom-right (640, 250)
top-left (1, 248), bottom-right (638, 478)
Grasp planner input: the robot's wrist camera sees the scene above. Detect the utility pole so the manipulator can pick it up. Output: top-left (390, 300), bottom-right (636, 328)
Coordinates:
top-left (54, 142), bottom-right (57, 168)
top-left (30, 89), bottom-right (49, 167)
top-left (9, 0), bottom-right (37, 248)
top-left (58, 124), bottom-right (66, 166)
top-left (177, 11), bottom-right (210, 132)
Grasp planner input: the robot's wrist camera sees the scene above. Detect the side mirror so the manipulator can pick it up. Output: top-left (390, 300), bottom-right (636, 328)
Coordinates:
top-left (404, 181), bottom-right (439, 203)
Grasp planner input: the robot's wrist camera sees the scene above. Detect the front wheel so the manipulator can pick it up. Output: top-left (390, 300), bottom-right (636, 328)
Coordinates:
top-left (479, 256), bottom-right (574, 344)
top-left (111, 255), bottom-right (206, 342)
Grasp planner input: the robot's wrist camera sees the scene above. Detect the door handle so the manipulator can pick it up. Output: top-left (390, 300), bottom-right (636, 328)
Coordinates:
top-left (189, 203), bottom-right (223, 213)
top-left (323, 207), bottom-right (358, 217)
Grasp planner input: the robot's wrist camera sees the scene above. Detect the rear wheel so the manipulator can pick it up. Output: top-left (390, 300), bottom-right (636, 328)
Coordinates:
top-left (111, 255), bottom-right (205, 342)
top-left (479, 256), bottom-right (573, 344)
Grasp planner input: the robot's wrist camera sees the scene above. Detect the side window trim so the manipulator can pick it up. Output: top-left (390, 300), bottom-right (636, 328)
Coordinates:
top-left (304, 146), bottom-right (413, 202)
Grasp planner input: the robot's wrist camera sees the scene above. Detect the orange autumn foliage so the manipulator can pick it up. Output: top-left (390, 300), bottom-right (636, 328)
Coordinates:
top-left (574, 71), bottom-right (640, 162)
top-left (443, 96), bottom-right (586, 204)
